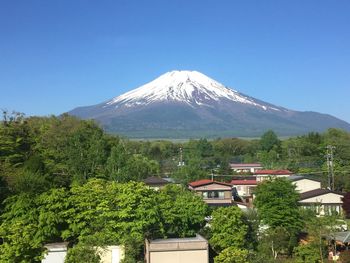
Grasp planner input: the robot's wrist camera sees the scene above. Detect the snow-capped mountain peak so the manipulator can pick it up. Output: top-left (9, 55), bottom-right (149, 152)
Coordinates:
top-left (105, 70), bottom-right (276, 110)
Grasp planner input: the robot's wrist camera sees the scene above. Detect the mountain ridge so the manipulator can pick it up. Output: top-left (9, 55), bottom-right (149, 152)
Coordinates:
top-left (69, 70), bottom-right (350, 138)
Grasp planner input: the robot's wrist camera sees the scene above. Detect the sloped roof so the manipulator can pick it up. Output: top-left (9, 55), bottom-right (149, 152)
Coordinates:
top-left (143, 176), bottom-right (169, 185)
top-left (188, 179), bottom-right (232, 187)
top-left (231, 179), bottom-right (257, 185)
top-left (329, 231), bottom-right (350, 243)
top-left (299, 189), bottom-right (344, 200)
top-left (254, 169), bottom-right (293, 175)
top-left (287, 175), bottom-right (321, 182)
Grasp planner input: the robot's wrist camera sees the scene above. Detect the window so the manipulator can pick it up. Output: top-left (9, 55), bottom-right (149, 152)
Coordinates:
top-left (203, 191), bottom-right (225, 199)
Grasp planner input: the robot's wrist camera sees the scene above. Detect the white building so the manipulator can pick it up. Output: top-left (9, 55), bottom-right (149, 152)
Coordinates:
top-left (299, 189), bottom-right (344, 216)
top-left (145, 234), bottom-right (209, 263)
top-left (287, 175), bottom-right (322, 193)
top-left (230, 163), bottom-right (262, 173)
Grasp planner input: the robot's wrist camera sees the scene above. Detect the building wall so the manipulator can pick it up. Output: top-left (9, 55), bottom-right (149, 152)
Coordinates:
top-left (256, 174), bottom-right (290, 182)
top-left (98, 246), bottom-right (124, 263)
top-left (42, 251), bottom-right (67, 263)
top-left (149, 250), bottom-right (208, 263)
top-left (299, 193), bottom-right (343, 216)
top-left (293, 179), bottom-right (321, 193)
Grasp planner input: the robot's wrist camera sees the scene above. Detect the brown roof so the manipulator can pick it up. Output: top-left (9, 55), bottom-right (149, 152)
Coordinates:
top-left (188, 179), bottom-right (232, 188)
top-left (143, 176), bottom-right (169, 185)
top-left (231, 179), bottom-right (257, 185)
top-left (299, 189), bottom-right (344, 200)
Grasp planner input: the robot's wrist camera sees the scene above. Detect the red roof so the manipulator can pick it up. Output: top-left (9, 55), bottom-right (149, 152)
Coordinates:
top-left (231, 180), bottom-right (257, 185)
top-left (254, 169), bottom-right (293, 175)
top-left (188, 179), bottom-right (232, 187)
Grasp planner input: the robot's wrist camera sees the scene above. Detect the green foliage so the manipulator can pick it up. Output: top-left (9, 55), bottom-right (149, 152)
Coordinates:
top-left (62, 179), bottom-right (160, 245)
top-left (65, 243), bottom-right (101, 263)
top-left (214, 247), bottom-right (249, 263)
top-left (257, 226), bottom-right (292, 259)
top-left (260, 130), bottom-right (281, 152)
top-left (0, 194), bottom-right (44, 262)
top-left (209, 206), bottom-right (248, 253)
top-left (157, 184), bottom-right (209, 238)
top-left (293, 243), bottom-right (320, 263)
top-left (253, 178), bottom-right (302, 234)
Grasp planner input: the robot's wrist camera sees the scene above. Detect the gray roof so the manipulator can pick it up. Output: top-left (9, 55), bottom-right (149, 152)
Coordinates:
top-left (149, 234), bottom-right (207, 244)
top-left (287, 175), bottom-right (321, 182)
top-left (143, 176), bottom-right (169, 185)
top-left (329, 231), bottom-right (350, 243)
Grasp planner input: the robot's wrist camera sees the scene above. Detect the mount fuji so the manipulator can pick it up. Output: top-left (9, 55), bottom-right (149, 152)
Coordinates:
top-left (69, 70), bottom-right (350, 138)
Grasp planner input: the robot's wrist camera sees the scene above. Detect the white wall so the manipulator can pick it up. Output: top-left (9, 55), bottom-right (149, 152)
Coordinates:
top-left (293, 179), bottom-right (321, 193)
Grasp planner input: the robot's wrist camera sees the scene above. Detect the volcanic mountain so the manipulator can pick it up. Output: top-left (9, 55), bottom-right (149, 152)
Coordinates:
top-left (69, 70), bottom-right (350, 138)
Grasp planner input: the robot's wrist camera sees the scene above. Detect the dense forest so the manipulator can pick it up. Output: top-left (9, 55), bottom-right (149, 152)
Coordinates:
top-left (1, 111), bottom-right (350, 262)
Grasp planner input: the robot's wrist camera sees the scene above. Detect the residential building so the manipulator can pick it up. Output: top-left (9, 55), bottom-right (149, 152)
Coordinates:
top-left (42, 244), bottom-right (124, 263)
top-left (231, 177), bottom-right (257, 203)
top-left (145, 234), bottom-right (209, 263)
top-left (287, 175), bottom-right (322, 193)
top-left (188, 179), bottom-right (233, 206)
top-left (143, 176), bottom-right (169, 190)
top-left (42, 243), bottom-right (68, 263)
top-left (254, 169), bottom-right (293, 182)
top-left (299, 189), bottom-right (344, 216)
top-left (229, 163), bottom-right (262, 173)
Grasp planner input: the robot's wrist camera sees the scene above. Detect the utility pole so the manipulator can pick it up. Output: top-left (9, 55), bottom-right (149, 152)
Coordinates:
top-left (178, 147), bottom-right (184, 166)
top-left (326, 145), bottom-right (335, 190)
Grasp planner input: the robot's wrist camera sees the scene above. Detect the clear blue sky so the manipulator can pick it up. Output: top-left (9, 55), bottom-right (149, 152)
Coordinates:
top-left (1, 0), bottom-right (350, 122)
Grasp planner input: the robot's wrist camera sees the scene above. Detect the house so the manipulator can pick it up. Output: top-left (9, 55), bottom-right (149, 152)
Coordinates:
top-left (231, 177), bottom-right (257, 203)
top-left (230, 163), bottom-right (262, 173)
top-left (254, 169), bottom-right (293, 182)
top-left (287, 175), bottom-right (322, 193)
top-left (299, 189), bottom-right (345, 216)
top-left (143, 176), bottom-right (169, 190)
top-left (42, 242), bottom-right (68, 263)
top-left (145, 234), bottom-right (209, 263)
top-left (42, 243), bottom-right (124, 263)
top-left (188, 179), bottom-right (233, 206)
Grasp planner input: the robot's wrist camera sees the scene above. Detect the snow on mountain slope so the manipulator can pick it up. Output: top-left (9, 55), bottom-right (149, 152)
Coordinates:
top-left (105, 70), bottom-right (280, 111)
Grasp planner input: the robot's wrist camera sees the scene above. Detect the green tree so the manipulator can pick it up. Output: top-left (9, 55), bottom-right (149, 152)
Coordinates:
top-left (293, 243), bottom-right (320, 263)
top-left (65, 243), bottom-right (100, 263)
top-left (214, 247), bottom-right (249, 263)
top-left (260, 130), bottom-right (281, 152)
top-left (157, 184), bottom-right (209, 238)
top-left (257, 226), bottom-right (291, 259)
top-left (253, 178), bottom-right (302, 234)
top-left (209, 206), bottom-right (248, 253)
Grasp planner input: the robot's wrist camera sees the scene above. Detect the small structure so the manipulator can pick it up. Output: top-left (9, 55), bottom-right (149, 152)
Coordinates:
top-left (254, 169), bottom-right (293, 182)
top-left (231, 177), bottom-right (257, 203)
top-left (143, 176), bottom-right (169, 190)
top-left (230, 163), bottom-right (262, 173)
top-left (287, 175), bottom-right (322, 193)
top-left (145, 234), bottom-right (209, 263)
top-left (299, 189), bottom-right (345, 216)
top-left (188, 179), bottom-right (233, 206)
top-left (42, 242), bottom-right (68, 263)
